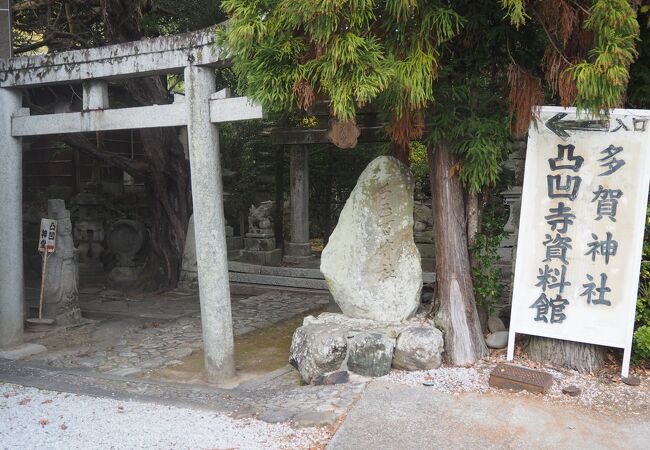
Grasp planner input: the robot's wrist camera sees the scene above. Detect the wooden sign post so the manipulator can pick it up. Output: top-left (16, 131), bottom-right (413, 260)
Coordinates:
top-left (37, 218), bottom-right (57, 320)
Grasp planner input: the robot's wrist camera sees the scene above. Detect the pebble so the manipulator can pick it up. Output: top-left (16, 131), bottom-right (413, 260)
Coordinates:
top-left (562, 385), bottom-right (581, 397)
top-left (622, 376), bottom-right (641, 386)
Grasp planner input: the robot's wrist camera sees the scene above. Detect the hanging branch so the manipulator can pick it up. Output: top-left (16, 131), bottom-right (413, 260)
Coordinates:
top-left (65, 134), bottom-right (152, 181)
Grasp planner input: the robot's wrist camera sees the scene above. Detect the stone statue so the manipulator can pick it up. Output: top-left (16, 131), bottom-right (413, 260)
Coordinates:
top-left (43, 199), bottom-right (81, 325)
top-left (247, 200), bottom-right (275, 235)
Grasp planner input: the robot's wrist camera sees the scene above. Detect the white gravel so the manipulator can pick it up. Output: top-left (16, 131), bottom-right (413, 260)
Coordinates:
top-left (385, 355), bottom-right (649, 416)
top-left (0, 383), bottom-right (331, 449)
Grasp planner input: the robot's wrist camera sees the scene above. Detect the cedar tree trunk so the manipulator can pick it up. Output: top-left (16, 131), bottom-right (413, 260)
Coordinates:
top-left (525, 337), bottom-right (606, 373)
top-left (101, 0), bottom-right (192, 289)
top-left (428, 141), bottom-right (488, 365)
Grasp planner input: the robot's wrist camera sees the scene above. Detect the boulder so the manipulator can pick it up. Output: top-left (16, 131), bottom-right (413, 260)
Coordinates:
top-left (487, 315), bottom-right (507, 333)
top-left (347, 332), bottom-right (395, 377)
top-left (290, 313), bottom-right (445, 383)
top-left (392, 326), bottom-right (444, 370)
top-left (289, 324), bottom-right (348, 384)
top-left (321, 156), bottom-right (422, 322)
top-left (486, 331), bottom-right (509, 349)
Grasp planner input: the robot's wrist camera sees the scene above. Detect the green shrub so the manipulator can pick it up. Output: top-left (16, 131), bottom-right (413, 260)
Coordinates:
top-left (633, 325), bottom-right (650, 361)
top-left (632, 199), bottom-right (650, 362)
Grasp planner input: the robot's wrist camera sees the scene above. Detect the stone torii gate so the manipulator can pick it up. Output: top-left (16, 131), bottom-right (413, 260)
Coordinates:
top-left (0, 26), bottom-right (262, 382)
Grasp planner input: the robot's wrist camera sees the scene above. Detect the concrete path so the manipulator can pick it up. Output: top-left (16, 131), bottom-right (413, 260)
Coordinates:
top-left (328, 380), bottom-right (649, 450)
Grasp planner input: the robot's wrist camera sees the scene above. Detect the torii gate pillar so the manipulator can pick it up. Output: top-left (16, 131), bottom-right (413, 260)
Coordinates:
top-left (0, 87), bottom-right (24, 349)
top-left (184, 66), bottom-right (235, 381)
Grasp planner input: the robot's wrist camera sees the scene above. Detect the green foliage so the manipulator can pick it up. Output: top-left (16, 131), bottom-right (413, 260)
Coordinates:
top-left (409, 142), bottom-right (429, 183)
top-left (498, 0), bottom-right (528, 29)
top-left (569, 0), bottom-right (640, 114)
top-left (633, 200), bottom-right (650, 362)
top-left (633, 325), bottom-right (650, 361)
top-left (470, 194), bottom-right (509, 311)
top-left (628, 8), bottom-right (650, 108)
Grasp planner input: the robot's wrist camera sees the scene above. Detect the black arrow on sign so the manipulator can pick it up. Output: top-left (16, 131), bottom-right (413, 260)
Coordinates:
top-left (545, 113), bottom-right (610, 139)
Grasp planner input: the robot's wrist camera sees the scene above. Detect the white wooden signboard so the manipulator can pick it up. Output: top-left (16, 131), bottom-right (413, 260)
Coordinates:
top-left (507, 106), bottom-right (650, 376)
top-left (38, 218), bottom-right (57, 253)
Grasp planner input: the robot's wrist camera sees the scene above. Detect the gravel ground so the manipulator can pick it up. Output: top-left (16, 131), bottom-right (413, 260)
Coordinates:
top-left (0, 383), bottom-right (331, 449)
top-left (385, 354), bottom-right (649, 417)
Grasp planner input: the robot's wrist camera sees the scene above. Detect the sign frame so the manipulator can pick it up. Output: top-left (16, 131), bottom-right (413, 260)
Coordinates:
top-left (507, 106), bottom-right (650, 377)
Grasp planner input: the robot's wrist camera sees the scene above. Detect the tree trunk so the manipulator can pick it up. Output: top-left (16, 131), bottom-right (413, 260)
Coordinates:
top-left (428, 141), bottom-right (488, 365)
top-left (101, 1), bottom-right (192, 290)
top-left (525, 336), bottom-right (606, 373)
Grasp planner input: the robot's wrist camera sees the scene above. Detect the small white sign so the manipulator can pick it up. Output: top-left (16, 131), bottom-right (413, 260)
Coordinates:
top-left (38, 218), bottom-right (57, 253)
top-left (507, 106), bottom-right (650, 376)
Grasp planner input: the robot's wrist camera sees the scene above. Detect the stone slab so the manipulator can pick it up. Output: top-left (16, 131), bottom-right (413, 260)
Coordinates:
top-left (415, 243), bottom-right (435, 259)
top-left (229, 261), bottom-right (324, 279)
top-left (283, 254), bottom-right (317, 265)
top-left (420, 258), bottom-right (435, 273)
top-left (228, 272), bottom-right (327, 290)
top-left (245, 232), bottom-right (275, 239)
top-left (225, 236), bottom-right (243, 251)
top-left (285, 242), bottom-right (312, 257)
top-left (327, 381), bottom-right (650, 450)
top-left (488, 363), bottom-right (553, 394)
top-left (244, 237), bottom-right (276, 252)
top-left (240, 249), bottom-right (282, 267)
top-left (0, 343), bottom-right (47, 360)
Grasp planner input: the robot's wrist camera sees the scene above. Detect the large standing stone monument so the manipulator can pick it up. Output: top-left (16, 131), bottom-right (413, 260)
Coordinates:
top-left (43, 199), bottom-right (81, 325)
top-left (321, 156), bottom-right (422, 322)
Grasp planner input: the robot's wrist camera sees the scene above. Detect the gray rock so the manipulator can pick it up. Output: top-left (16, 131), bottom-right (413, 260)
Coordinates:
top-left (314, 371), bottom-right (350, 386)
top-left (392, 326), bottom-right (444, 370)
top-left (347, 332), bottom-right (395, 377)
top-left (321, 156), bottom-right (422, 322)
top-left (486, 331), bottom-right (509, 349)
top-left (289, 324), bottom-right (348, 384)
top-left (0, 343), bottom-right (47, 360)
top-left (488, 315), bottom-right (507, 333)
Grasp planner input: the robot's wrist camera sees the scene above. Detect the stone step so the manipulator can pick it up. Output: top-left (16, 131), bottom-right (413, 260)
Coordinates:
top-left (228, 261), bottom-right (436, 287)
top-left (228, 271), bottom-right (328, 290)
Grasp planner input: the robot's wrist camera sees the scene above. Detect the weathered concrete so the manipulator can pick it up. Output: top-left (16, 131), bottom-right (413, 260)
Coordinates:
top-left (82, 81), bottom-right (109, 110)
top-left (12, 103), bottom-right (186, 136)
top-left (285, 145), bottom-right (312, 261)
top-left (209, 95), bottom-right (264, 123)
top-left (0, 27), bottom-right (224, 87)
top-left (0, 87), bottom-right (24, 349)
top-left (0, 0), bottom-right (11, 59)
top-left (12, 96), bottom-right (261, 137)
top-left (184, 66), bottom-right (235, 382)
top-left (328, 381), bottom-right (650, 450)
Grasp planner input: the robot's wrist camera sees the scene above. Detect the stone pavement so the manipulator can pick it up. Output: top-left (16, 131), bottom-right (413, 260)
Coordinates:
top-left (0, 360), bottom-right (365, 427)
top-left (327, 380), bottom-right (650, 450)
top-left (21, 288), bottom-right (329, 376)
